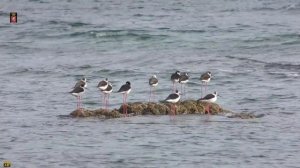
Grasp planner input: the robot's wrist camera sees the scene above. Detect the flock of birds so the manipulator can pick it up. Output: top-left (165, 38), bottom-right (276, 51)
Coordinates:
top-left (69, 71), bottom-right (218, 116)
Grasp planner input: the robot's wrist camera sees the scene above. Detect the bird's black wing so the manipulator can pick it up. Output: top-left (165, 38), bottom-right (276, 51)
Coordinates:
top-left (200, 94), bottom-right (214, 100)
top-left (200, 73), bottom-right (210, 80)
top-left (171, 73), bottom-right (180, 80)
top-left (105, 84), bottom-right (113, 91)
top-left (74, 80), bottom-right (85, 88)
top-left (98, 80), bottom-right (108, 87)
top-left (165, 93), bottom-right (179, 100)
top-left (149, 77), bottom-right (158, 85)
top-left (118, 84), bottom-right (130, 92)
top-left (70, 86), bottom-right (84, 93)
top-left (179, 75), bottom-right (189, 82)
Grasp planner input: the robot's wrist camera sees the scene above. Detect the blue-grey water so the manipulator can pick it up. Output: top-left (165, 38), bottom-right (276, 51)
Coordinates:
top-left (1, 0), bottom-right (300, 167)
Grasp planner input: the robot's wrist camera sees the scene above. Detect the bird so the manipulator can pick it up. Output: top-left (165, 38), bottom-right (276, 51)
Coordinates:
top-left (200, 71), bottom-right (211, 98)
top-left (117, 81), bottom-right (131, 116)
top-left (199, 91), bottom-right (218, 114)
top-left (199, 91), bottom-right (217, 102)
top-left (165, 90), bottom-right (181, 116)
top-left (74, 78), bottom-right (87, 89)
top-left (97, 78), bottom-right (108, 90)
top-left (179, 72), bottom-right (189, 97)
top-left (97, 78), bottom-right (109, 108)
top-left (101, 82), bottom-right (113, 111)
top-left (149, 75), bottom-right (158, 102)
top-left (69, 84), bottom-right (85, 110)
top-left (171, 71), bottom-right (181, 92)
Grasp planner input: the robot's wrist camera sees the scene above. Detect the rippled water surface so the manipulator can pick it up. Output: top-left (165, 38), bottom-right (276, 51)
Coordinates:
top-left (0, 0), bottom-right (300, 167)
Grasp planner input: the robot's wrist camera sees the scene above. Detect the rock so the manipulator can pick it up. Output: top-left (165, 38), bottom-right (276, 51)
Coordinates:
top-left (69, 100), bottom-right (263, 119)
top-left (225, 112), bottom-right (265, 119)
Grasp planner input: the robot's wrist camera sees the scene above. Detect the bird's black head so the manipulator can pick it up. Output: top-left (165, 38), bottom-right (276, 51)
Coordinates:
top-left (175, 89), bottom-right (179, 93)
top-left (176, 70), bottom-right (180, 74)
top-left (105, 78), bottom-right (108, 81)
top-left (126, 81), bottom-right (131, 85)
top-left (207, 71), bottom-right (211, 75)
top-left (81, 77), bottom-right (87, 82)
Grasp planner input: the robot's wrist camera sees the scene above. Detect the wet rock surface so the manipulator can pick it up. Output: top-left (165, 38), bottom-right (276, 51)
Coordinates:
top-left (70, 100), bottom-right (263, 119)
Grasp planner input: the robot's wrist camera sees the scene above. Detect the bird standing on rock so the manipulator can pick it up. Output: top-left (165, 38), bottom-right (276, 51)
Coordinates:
top-left (117, 81), bottom-right (131, 116)
top-left (199, 91), bottom-right (218, 114)
top-left (165, 90), bottom-right (181, 116)
top-left (69, 84), bottom-right (85, 111)
top-left (97, 78), bottom-right (109, 108)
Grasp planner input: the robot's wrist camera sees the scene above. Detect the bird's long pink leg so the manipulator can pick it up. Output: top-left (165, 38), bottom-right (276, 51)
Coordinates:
top-left (77, 96), bottom-right (79, 109)
top-left (79, 96), bottom-right (81, 110)
top-left (201, 82), bottom-right (203, 98)
top-left (122, 94), bottom-right (125, 116)
top-left (149, 87), bottom-right (152, 102)
top-left (125, 93), bottom-right (128, 116)
top-left (173, 82), bottom-right (175, 92)
top-left (81, 96), bottom-right (83, 109)
top-left (205, 82), bottom-right (208, 95)
top-left (181, 84), bottom-right (183, 95)
top-left (103, 93), bottom-right (105, 109)
top-left (104, 93), bottom-right (107, 110)
top-left (184, 84), bottom-right (186, 99)
top-left (153, 87), bottom-right (156, 102)
top-left (107, 94), bottom-right (110, 110)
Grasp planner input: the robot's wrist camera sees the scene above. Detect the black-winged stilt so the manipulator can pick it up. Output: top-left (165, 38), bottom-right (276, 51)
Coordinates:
top-left (97, 78), bottom-right (109, 108)
top-left (200, 71), bottom-right (211, 98)
top-left (199, 91), bottom-right (218, 114)
top-left (179, 72), bottom-right (189, 97)
top-left (171, 71), bottom-right (180, 92)
top-left (69, 84), bottom-right (85, 110)
top-left (117, 81), bottom-right (131, 116)
top-left (165, 90), bottom-right (181, 116)
top-left (149, 75), bottom-right (158, 102)
top-left (101, 82), bottom-right (113, 111)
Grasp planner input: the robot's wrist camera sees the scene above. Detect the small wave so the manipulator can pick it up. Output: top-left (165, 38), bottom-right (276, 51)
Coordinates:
top-left (0, 11), bottom-right (9, 16)
top-left (79, 65), bottom-right (93, 69)
top-left (265, 62), bottom-right (300, 71)
top-left (266, 71), bottom-right (299, 78)
top-left (280, 3), bottom-right (300, 11)
top-left (48, 20), bottom-right (91, 27)
top-left (252, 7), bottom-right (277, 11)
top-left (5, 67), bottom-right (55, 76)
top-left (219, 8), bottom-right (239, 12)
top-left (276, 33), bottom-right (300, 39)
top-left (68, 30), bottom-right (169, 41)
top-left (225, 55), bottom-right (265, 64)
top-left (170, 29), bottom-right (206, 33)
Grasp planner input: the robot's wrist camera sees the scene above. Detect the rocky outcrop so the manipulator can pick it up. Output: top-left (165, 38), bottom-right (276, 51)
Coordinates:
top-left (70, 100), bottom-right (261, 119)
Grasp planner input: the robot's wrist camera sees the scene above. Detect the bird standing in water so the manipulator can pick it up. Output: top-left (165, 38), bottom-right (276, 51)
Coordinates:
top-left (200, 71), bottom-right (211, 98)
top-left (149, 75), bottom-right (158, 102)
top-left (179, 72), bottom-right (189, 98)
top-left (171, 71), bottom-right (181, 92)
